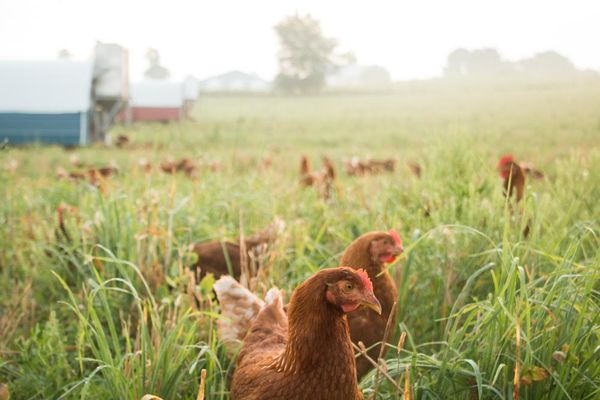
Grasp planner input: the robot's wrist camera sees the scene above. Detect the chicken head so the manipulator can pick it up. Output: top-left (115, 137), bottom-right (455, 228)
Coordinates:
top-left (369, 229), bottom-right (404, 264)
top-left (325, 268), bottom-right (382, 314)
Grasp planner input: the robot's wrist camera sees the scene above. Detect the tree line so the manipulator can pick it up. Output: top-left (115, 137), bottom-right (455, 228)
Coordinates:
top-left (135, 13), bottom-right (593, 94)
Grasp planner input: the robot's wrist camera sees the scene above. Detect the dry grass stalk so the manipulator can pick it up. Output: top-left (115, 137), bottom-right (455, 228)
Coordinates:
top-left (404, 365), bottom-right (411, 400)
top-left (353, 342), bottom-right (401, 391)
top-left (397, 331), bottom-right (407, 354)
top-left (187, 268), bottom-right (200, 312)
top-left (513, 321), bottom-right (521, 400)
top-left (238, 212), bottom-right (251, 289)
top-left (196, 368), bottom-right (207, 400)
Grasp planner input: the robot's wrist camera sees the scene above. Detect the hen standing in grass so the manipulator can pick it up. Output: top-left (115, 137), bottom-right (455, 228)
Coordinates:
top-left (497, 155), bottom-right (526, 202)
top-left (191, 219), bottom-right (284, 280)
top-left (215, 267), bottom-right (381, 400)
top-left (299, 155), bottom-right (336, 199)
top-left (340, 230), bottom-right (404, 379)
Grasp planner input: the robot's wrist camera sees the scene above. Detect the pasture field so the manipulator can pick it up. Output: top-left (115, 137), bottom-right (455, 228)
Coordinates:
top-left (1, 83), bottom-right (599, 399)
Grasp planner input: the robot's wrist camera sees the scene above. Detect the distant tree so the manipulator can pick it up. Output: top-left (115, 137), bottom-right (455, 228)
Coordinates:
top-left (274, 14), bottom-right (347, 94)
top-left (444, 47), bottom-right (581, 81)
top-left (144, 48), bottom-right (170, 80)
top-left (444, 48), bottom-right (512, 78)
top-left (518, 51), bottom-right (576, 76)
top-left (57, 49), bottom-right (72, 60)
top-left (358, 65), bottom-right (391, 88)
top-left (444, 48), bottom-right (469, 77)
top-left (466, 48), bottom-right (508, 77)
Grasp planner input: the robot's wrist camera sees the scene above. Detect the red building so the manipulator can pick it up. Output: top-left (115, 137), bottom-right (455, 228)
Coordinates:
top-left (123, 81), bottom-right (184, 122)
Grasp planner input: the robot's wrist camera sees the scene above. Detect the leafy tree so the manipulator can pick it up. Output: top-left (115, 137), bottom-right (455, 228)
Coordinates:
top-left (274, 14), bottom-right (349, 94)
top-left (444, 48), bottom-right (578, 80)
top-left (467, 48), bottom-right (507, 76)
top-left (444, 48), bottom-right (510, 78)
top-left (518, 51), bottom-right (576, 76)
top-left (144, 48), bottom-right (170, 80)
top-left (444, 48), bottom-right (469, 77)
top-left (358, 65), bottom-right (391, 88)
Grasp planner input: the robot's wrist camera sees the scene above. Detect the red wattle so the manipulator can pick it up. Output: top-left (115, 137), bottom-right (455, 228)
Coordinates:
top-left (341, 303), bottom-right (359, 313)
top-left (381, 255), bottom-right (397, 263)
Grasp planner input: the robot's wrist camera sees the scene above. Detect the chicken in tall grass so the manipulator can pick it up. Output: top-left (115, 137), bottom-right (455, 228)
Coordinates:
top-left (340, 229), bottom-right (404, 379)
top-left (191, 219), bottom-right (284, 280)
top-left (215, 267), bottom-right (381, 400)
top-left (497, 155), bottom-right (526, 202)
top-left (299, 155), bottom-right (336, 199)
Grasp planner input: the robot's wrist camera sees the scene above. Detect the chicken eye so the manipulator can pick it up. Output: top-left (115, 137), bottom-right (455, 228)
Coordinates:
top-left (345, 283), bottom-right (354, 290)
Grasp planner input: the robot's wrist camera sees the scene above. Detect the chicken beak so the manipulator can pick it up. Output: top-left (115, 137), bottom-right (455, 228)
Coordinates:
top-left (360, 291), bottom-right (382, 315)
top-left (393, 245), bottom-right (404, 256)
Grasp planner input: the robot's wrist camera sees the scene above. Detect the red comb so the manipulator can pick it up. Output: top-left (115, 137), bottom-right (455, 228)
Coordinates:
top-left (389, 229), bottom-right (402, 246)
top-left (497, 154), bottom-right (514, 168)
top-left (355, 268), bottom-right (373, 292)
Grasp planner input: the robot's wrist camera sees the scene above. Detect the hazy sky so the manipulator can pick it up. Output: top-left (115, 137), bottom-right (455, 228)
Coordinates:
top-left (0, 0), bottom-right (598, 81)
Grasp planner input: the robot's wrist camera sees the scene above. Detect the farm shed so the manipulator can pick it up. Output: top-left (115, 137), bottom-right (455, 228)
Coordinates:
top-left (124, 81), bottom-right (184, 122)
top-left (0, 60), bottom-right (94, 145)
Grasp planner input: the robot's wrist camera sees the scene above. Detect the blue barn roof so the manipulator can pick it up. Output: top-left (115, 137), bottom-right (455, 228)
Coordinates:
top-left (0, 60), bottom-right (94, 145)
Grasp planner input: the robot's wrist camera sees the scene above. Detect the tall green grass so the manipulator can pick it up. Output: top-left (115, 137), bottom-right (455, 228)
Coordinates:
top-left (1, 87), bottom-right (599, 399)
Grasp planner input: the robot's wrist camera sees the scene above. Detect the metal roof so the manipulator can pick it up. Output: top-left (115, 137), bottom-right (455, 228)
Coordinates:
top-left (0, 60), bottom-right (93, 113)
top-left (130, 81), bottom-right (184, 108)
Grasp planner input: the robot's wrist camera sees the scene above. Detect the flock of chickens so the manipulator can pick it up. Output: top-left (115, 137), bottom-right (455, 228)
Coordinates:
top-left (204, 154), bottom-right (539, 400)
top-left (211, 229), bottom-right (402, 400)
top-left (50, 149), bottom-right (541, 400)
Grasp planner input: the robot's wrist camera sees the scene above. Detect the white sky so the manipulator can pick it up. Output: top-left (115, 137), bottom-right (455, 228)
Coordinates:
top-left (0, 0), bottom-right (598, 81)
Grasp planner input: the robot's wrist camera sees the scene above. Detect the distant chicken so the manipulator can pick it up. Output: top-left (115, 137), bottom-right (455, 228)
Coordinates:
top-left (115, 135), bottom-right (130, 148)
top-left (215, 267), bottom-right (381, 400)
top-left (497, 155), bottom-right (526, 202)
top-left (160, 158), bottom-right (198, 178)
top-left (345, 157), bottom-right (370, 177)
top-left (299, 155), bottom-right (336, 199)
top-left (407, 161), bottom-right (422, 178)
top-left (191, 219), bottom-right (285, 280)
top-left (138, 158), bottom-right (152, 173)
top-left (340, 229), bottom-right (404, 379)
top-left (87, 166), bottom-right (118, 185)
top-left (261, 156), bottom-right (273, 170)
top-left (56, 165), bottom-right (117, 187)
top-left (345, 158), bottom-right (396, 177)
top-left (69, 154), bottom-right (84, 168)
top-left (369, 158), bottom-right (396, 173)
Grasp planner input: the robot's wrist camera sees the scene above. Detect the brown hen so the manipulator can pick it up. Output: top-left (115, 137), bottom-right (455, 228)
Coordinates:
top-left (340, 230), bottom-right (404, 379)
top-left (191, 219), bottom-right (284, 280)
top-left (299, 155), bottom-right (336, 199)
top-left (497, 155), bottom-right (526, 202)
top-left (215, 267), bottom-right (381, 400)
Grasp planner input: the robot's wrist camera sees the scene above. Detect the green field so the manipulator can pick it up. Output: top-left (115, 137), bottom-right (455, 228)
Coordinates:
top-left (1, 83), bottom-right (599, 399)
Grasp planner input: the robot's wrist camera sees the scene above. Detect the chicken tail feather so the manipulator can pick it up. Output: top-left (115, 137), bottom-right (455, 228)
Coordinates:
top-left (215, 276), bottom-right (282, 356)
